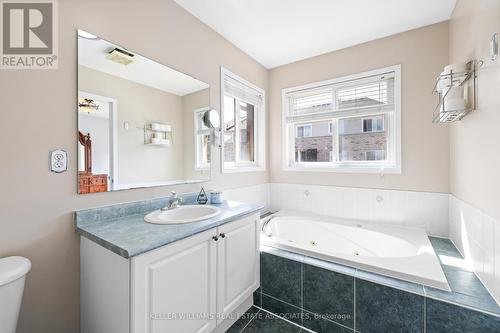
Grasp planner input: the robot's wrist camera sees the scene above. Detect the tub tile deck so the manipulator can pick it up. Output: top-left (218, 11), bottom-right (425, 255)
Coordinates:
top-left (425, 236), bottom-right (500, 315)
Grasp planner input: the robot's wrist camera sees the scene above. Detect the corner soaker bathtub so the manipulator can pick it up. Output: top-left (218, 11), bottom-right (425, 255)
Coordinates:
top-left (261, 210), bottom-right (450, 291)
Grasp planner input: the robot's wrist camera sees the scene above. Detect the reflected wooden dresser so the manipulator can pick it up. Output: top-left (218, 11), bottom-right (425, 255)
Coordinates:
top-left (78, 172), bottom-right (108, 194)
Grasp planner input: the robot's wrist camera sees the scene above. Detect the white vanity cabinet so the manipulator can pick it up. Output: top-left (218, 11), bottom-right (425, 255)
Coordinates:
top-left (131, 228), bottom-right (218, 333)
top-left (216, 215), bottom-right (260, 321)
top-left (80, 213), bottom-right (260, 333)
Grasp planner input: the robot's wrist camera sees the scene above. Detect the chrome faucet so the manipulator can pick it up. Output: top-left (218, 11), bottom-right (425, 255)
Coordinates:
top-left (162, 191), bottom-right (183, 211)
top-left (261, 214), bottom-right (276, 236)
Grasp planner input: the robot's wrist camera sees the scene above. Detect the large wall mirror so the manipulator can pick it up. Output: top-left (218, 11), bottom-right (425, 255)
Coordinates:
top-left (77, 30), bottom-right (211, 194)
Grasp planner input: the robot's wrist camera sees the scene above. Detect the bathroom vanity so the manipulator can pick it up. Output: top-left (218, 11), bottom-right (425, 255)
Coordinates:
top-left (75, 197), bottom-right (262, 333)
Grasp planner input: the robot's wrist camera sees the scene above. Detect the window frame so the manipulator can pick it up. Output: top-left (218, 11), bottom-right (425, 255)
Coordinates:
top-left (194, 107), bottom-right (211, 171)
top-left (282, 65), bottom-right (401, 174)
top-left (220, 67), bottom-right (266, 173)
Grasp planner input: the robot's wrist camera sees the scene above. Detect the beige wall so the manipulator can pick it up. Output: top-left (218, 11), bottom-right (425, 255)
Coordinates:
top-left (449, 0), bottom-right (500, 222)
top-left (79, 65), bottom-right (188, 185)
top-left (0, 1), bottom-right (268, 332)
top-left (269, 22), bottom-right (450, 193)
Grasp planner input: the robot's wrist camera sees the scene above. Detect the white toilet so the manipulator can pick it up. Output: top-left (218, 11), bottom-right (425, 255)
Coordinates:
top-left (0, 256), bottom-right (31, 333)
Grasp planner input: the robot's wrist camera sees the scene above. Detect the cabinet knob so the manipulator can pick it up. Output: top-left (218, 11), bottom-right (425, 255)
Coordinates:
top-left (219, 233), bottom-right (226, 238)
top-left (212, 235), bottom-right (219, 241)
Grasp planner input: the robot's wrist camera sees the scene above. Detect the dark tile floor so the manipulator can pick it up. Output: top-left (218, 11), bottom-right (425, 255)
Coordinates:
top-left (226, 306), bottom-right (303, 333)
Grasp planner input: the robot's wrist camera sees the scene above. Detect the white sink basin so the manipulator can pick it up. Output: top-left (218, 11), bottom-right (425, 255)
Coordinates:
top-left (144, 205), bottom-right (221, 224)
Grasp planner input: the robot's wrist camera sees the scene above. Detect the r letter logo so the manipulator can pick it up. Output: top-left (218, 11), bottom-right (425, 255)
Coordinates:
top-left (1, 0), bottom-right (58, 69)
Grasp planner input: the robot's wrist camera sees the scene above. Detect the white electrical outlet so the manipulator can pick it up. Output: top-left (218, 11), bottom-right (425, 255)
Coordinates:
top-left (50, 149), bottom-right (68, 173)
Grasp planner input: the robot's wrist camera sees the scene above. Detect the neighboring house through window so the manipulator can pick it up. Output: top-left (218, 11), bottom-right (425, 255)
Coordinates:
top-left (282, 65), bottom-right (401, 173)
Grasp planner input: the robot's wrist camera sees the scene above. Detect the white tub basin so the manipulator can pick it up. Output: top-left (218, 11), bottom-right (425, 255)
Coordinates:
top-left (261, 210), bottom-right (450, 291)
top-left (144, 205), bottom-right (221, 224)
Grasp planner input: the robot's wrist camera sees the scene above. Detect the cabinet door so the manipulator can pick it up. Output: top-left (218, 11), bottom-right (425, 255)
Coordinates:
top-left (216, 214), bottom-right (260, 320)
top-left (131, 229), bottom-right (217, 333)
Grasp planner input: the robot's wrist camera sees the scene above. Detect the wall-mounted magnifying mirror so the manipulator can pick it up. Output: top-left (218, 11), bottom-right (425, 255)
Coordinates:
top-left (202, 109), bottom-right (221, 147)
top-left (203, 109), bottom-right (220, 129)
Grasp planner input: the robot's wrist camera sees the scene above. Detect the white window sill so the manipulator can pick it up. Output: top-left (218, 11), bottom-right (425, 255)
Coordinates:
top-left (283, 163), bottom-right (401, 174)
top-left (222, 165), bottom-right (266, 173)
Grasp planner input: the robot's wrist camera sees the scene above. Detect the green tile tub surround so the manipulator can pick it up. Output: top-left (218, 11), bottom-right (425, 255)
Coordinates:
top-left (253, 288), bottom-right (262, 307)
top-left (260, 252), bottom-right (302, 307)
top-left (258, 242), bottom-right (500, 333)
top-left (355, 278), bottom-right (425, 333)
top-left (303, 264), bottom-right (354, 328)
top-left (355, 269), bottom-right (424, 296)
top-left (426, 298), bottom-right (500, 333)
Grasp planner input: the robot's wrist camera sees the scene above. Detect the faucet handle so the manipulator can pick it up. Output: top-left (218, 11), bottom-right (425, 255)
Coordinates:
top-left (171, 191), bottom-right (178, 198)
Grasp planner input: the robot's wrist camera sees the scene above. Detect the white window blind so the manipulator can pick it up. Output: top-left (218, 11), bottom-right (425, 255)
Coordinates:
top-left (223, 74), bottom-right (263, 106)
top-left (337, 78), bottom-right (393, 109)
top-left (286, 72), bottom-right (395, 124)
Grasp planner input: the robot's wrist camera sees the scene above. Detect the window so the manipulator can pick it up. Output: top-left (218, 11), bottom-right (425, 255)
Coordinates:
top-left (296, 124), bottom-right (312, 138)
top-left (362, 116), bottom-right (384, 133)
top-left (365, 150), bottom-right (386, 161)
top-left (282, 65), bottom-right (401, 173)
top-left (221, 67), bottom-right (265, 172)
top-left (194, 108), bottom-right (211, 170)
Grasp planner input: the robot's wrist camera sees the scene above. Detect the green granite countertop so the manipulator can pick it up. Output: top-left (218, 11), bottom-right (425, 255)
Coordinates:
top-left (75, 197), bottom-right (263, 258)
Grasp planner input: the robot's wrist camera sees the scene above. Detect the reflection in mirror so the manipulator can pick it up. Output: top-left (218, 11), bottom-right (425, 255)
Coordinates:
top-left (77, 30), bottom-right (211, 194)
top-left (203, 109), bottom-right (220, 129)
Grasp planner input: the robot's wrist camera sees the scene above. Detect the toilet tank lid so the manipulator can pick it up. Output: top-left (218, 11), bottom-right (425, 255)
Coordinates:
top-left (0, 256), bottom-right (31, 286)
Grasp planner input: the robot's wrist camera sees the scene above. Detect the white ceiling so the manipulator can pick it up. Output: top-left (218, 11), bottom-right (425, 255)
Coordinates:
top-left (174, 0), bottom-right (456, 69)
top-left (78, 31), bottom-right (209, 96)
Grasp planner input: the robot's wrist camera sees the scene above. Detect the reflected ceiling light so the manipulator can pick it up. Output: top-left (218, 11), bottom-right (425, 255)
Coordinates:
top-left (79, 98), bottom-right (99, 114)
top-left (106, 48), bottom-right (135, 66)
top-left (77, 30), bottom-right (99, 40)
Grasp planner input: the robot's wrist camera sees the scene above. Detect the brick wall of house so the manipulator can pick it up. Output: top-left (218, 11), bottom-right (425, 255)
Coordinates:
top-left (295, 131), bottom-right (387, 161)
top-left (295, 136), bottom-right (333, 162)
top-left (339, 132), bottom-right (387, 160)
